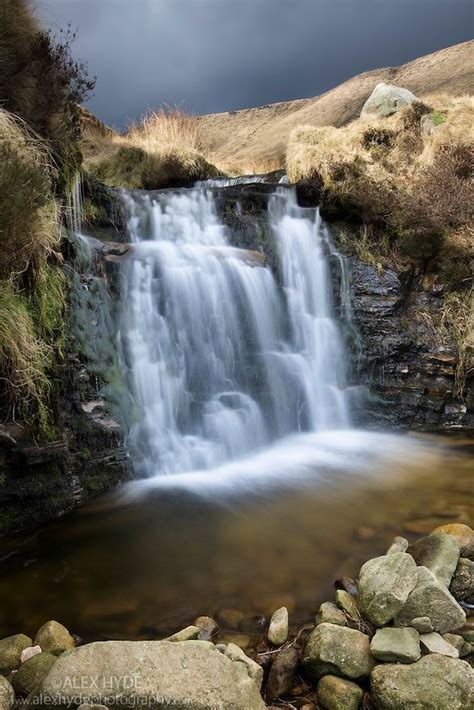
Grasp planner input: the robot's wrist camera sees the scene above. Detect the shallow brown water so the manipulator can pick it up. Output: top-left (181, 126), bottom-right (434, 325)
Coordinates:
top-left (0, 433), bottom-right (472, 643)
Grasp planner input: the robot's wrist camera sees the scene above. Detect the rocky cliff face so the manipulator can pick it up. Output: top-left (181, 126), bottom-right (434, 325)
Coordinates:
top-left (0, 232), bottom-right (131, 538)
top-left (349, 261), bottom-right (472, 431)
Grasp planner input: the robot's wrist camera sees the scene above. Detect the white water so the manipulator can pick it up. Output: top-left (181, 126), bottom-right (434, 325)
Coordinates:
top-left (118, 187), bottom-right (354, 479)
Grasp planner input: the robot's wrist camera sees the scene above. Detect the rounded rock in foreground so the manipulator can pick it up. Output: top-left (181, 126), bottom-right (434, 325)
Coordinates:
top-left (12, 652), bottom-right (57, 697)
top-left (302, 623), bottom-right (374, 680)
top-left (370, 654), bottom-right (474, 710)
top-left (432, 523), bottom-right (474, 559)
top-left (34, 621), bottom-right (75, 655)
top-left (268, 607), bottom-right (289, 646)
top-left (0, 676), bottom-right (15, 710)
top-left (317, 675), bottom-right (363, 710)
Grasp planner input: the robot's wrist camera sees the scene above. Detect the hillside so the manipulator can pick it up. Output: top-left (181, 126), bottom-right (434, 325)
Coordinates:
top-left (197, 40), bottom-right (474, 173)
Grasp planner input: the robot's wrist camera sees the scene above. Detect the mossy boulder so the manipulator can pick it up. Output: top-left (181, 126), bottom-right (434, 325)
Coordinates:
top-left (302, 623), bottom-right (374, 680)
top-left (0, 633), bottom-right (32, 673)
top-left (317, 675), bottom-right (364, 710)
top-left (0, 677), bottom-right (14, 710)
top-left (409, 532), bottom-right (460, 587)
top-left (12, 652), bottom-right (57, 697)
top-left (357, 552), bottom-right (417, 626)
top-left (370, 627), bottom-right (420, 663)
top-left (370, 654), bottom-right (474, 709)
top-left (34, 620), bottom-right (75, 655)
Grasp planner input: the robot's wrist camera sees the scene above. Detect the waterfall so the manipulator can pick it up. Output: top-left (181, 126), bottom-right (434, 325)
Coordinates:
top-left (117, 186), bottom-right (351, 478)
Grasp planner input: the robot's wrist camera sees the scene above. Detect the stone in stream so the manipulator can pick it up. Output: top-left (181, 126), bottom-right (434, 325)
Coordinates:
top-left (302, 623), bottom-right (374, 680)
top-left (0, 676), bottom-right (14, 710)
top-left (370, 627), bottom-right (421, 663)
top-left (386, 536), bottom-right (409, 554)
top-left (34, 620), bottom-right (75, 655)
top-left (267, 607), bottom-right (289, 645)
top-left (335, 590), bottom-right (360, 620)
top-left (443, 633), bottom-right (472, 657)
top-left (12, 652), bottom-right (57, 697)
top-left (266, 646), bottom-right (299, 700)
top-left (317, 675), bottom-right (364, 710)
top-left (432, 523), bottom-right (474, 559)
top-left (166, 625), bottom-right (200, 642)
top-left (409, 532), bottom-right (460, 587)
top-left (409, 616), bottom-right (434, 634)
top-left (370, 654), bottom-right (474, 710)
top-left (394, 566), bottom-right (466, 633)
top-left (361, 82), bottom-right (417, 117)
top-left (357, 551), bottom-right (417, 626)
top-left (315, 602), bottom-right (347, 627)
top-left (31, 640), bottom-right (266, 709)
top-left (193, 615), bottom-right (219, 640)
top-left (450, 558), bottom-right (474, 601)
top-left (0, 634), bottom-right (33, 674)
top-left (420, 632), bottom-right (459, 658)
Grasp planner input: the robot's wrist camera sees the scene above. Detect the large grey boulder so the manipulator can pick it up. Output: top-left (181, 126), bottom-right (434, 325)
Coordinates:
top-left (370, 627), bottom-right (420, 663)
top-left (317, 675), bottom-right (363, 710)
top-left (357, 552), bottom-right (417, 626)
top-left (0, 634), bottom-right (33, 674)
top-left (370, 654), bottom-right (474, 709)
top-left (409, 532), bottom-right (460, 587)
top-left (31, 640), bottom-right (265, 710)
top-left (395, 566), bottom-right (466, 633)
top-left (302, 623), bottom-right (374, 680)
top-left (361, 83), bottom-right (418, 117)
top-left (0, 677), bottom-right (14, 710)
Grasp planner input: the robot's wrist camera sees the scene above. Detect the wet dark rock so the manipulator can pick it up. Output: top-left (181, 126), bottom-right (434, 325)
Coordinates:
top-left (450, 558), bottom-right (474, 602)
top-left (12, 652), bottom-right (57, 696)
top-left (266, 646), bottom-right (299, 700)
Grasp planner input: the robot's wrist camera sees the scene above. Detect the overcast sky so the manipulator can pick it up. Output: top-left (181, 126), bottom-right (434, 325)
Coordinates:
top-left (35, 0), bottom-right (473, 130)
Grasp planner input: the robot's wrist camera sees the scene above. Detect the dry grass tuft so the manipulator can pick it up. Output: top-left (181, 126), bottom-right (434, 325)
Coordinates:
top-left (82, 106), bottom-right (219, 189)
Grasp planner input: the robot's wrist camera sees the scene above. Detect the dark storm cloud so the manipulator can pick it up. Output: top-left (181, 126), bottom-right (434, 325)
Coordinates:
top-left (36, 0), bottom-right (473, 129)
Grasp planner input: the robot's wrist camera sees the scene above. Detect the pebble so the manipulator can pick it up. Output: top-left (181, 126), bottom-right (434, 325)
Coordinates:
top-left (268, 607), bottom-right (289, 646)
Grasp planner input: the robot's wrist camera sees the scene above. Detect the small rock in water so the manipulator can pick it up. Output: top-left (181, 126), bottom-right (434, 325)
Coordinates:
top-left (216, 608), bottom-right (245, 630)
top-left (420, 632), bottom-right (459, 658)
top-left (317, 675), bottom-right (364, 710)
top-left (268, 607), bottom-right (289, 646)
top-left (0, 676), bottom-right (14, 710)
top-left (302, 623), bottom-right (374, 680)
top-left (0, 634), bottom-right (33, 673)
top-left (193, 616), bottom-right (218, 641)
top-left (239, 613), bottom-right (267, 635)
top-left (266, 646), bottom-right (299, 700)
top-left (394, 566), bottom-right (466, 633)
top-left (432, 523), bottom-right (474, 559)
top-left (219, 633), bottom-right (250, 649)
top-left (370, 654), bottom-right (474, 710)
top-left (315, 602), bottom-right (347, 627)
top-left (370, 627), bottom-right (420, 663)
top-left (386, 536), bottom-right (409, 555)
top-left (166, 625), bottom-right (200, 642)
top-left (357, 552), bottom-right (418, 626)
top-left (34, 621), bottom-right (75, 655)
top-left (335, 590), bottom-right (360, 620)
top-left (20, 645), bottom-right (42, 663)
top-left (450, 558), bottom-right (474, 601)
top-left (409, 532), bottom-right (460, 587)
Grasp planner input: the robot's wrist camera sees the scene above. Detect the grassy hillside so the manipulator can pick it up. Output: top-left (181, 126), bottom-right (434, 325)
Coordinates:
top-left (197, 41), bottom-right (474, 173)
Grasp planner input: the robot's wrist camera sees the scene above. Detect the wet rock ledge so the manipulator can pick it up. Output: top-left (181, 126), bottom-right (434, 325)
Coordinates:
top-left (0, 523), bottom-right (472, 709)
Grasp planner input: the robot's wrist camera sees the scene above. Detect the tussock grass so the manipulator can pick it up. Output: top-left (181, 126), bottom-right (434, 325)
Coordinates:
top-left (440, 290), bottom-right (474, 397)
top-left (83, 106), bottom-right (219, 189)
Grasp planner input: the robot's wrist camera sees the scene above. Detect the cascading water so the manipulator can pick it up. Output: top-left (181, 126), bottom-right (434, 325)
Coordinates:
top-left (117, 185), bottom-right (352, 479)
